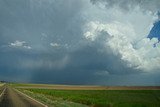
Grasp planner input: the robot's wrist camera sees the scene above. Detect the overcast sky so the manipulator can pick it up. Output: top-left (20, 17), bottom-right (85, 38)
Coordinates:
top-left (0, 0), bottom-right (160, 85)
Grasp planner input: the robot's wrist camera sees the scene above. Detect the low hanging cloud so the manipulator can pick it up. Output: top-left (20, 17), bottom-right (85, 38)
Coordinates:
top-left (20, 55), bottom-right (69, 70)
top-left (9, 40), bottom-right (31, 49)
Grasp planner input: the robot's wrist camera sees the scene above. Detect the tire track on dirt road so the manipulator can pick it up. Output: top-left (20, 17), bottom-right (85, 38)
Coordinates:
top-left (0, 86), bottom-right (47, 107)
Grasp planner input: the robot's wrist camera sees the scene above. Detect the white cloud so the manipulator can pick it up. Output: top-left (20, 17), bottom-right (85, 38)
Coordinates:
top-left (23, 46), bottom-right (32, 49)
top-left (84, 20), bottom-right (160, 71)
top-left (82, 1), bottom-right (160, 72)
top-left (50, 43), bottom-right (60, 47)
top-left (10, 40), bottom-right (31, 49)
top-left (10, 41), bottom-right (25, 47)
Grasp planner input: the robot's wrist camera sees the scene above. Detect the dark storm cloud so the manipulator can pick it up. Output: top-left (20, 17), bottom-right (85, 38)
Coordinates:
top-left (0, 0), bottom-right (84, 49)
top-left (0, 0), bottom-right (84, 82)
top-left (0, 0), bottom-right (159, 85)
top-left (29, 37), bottom-right (142, 85)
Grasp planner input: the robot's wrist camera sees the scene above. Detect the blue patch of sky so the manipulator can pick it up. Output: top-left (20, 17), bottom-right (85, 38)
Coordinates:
top-left (148, 12), bottom-right (160, 41)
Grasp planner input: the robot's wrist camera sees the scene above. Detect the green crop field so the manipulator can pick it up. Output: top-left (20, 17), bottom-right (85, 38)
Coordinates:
top-left (19, 88), bottom-right (160, 107)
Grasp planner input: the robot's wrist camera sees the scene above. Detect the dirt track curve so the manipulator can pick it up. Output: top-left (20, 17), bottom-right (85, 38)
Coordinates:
top-left (0, 86), bottom-right (46, 107)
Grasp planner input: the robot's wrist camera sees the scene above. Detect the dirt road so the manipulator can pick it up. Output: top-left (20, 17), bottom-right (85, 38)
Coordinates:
top-left (0, 86), bottom-right (47, 107)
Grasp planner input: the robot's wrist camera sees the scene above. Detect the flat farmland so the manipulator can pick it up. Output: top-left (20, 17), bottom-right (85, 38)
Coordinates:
top-left (11, 83), bottom-right (160, 90)
top-left (10, 83), bottom-right (160, 107)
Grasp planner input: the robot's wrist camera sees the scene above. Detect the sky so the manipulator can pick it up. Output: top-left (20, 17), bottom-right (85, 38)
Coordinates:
top-left (0, 0), bottom-right (160, 86)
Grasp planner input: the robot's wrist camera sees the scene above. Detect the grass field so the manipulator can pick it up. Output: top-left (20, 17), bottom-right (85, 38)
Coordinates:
top-left (0, 83), bottom-right (4, 87)
top-left (19, 88), bottom-right (160, 107)
top-left (11, 83), bottom-right (160, 90)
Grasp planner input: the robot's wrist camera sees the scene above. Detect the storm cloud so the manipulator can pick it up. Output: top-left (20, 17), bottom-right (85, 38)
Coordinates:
top-left (90, 0), bottom-right (160, 12)
top-left (0, 0), bottom-right (160, 85)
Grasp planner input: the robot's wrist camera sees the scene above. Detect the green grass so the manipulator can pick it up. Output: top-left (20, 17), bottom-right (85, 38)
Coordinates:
top-left (21, 89), bottom-right (160, 107)
top-left (0, 83), bottom-right (5, 87)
